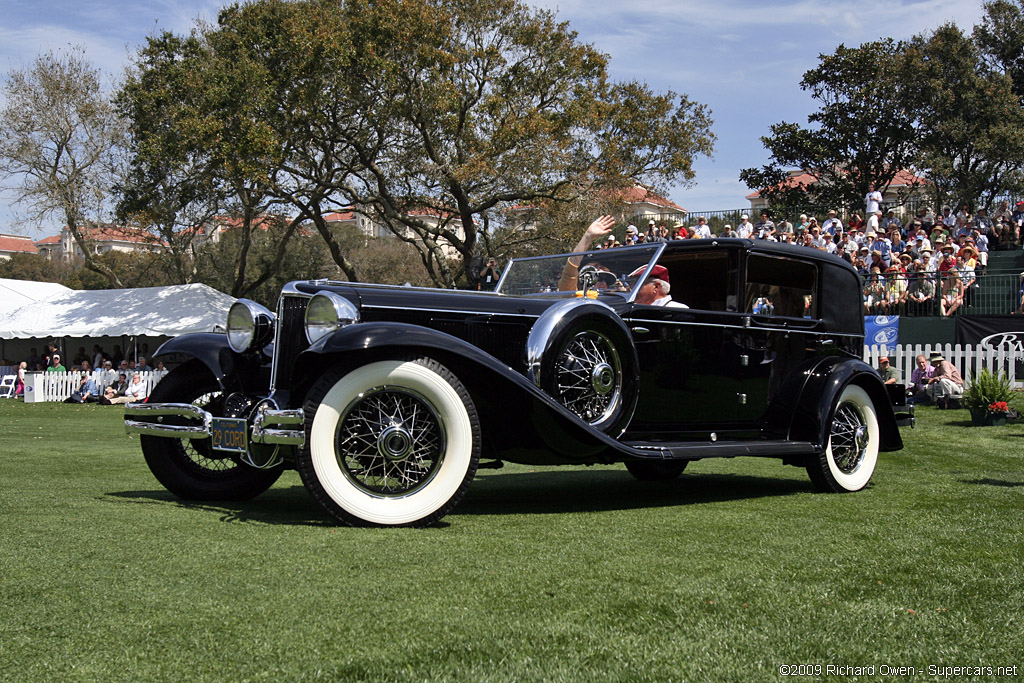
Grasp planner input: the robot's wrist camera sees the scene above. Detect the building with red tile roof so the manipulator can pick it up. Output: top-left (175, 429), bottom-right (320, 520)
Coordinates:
top-left (0, 234), bottom-right (39, 260)
top-left (34, 225), bottom-right (166, 261)
top-left (745, 169), bottom-right (929, 212)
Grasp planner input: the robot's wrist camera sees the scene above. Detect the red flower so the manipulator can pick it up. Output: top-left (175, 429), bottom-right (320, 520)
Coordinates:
top-left (988, 401), bottom-right (1008, 413)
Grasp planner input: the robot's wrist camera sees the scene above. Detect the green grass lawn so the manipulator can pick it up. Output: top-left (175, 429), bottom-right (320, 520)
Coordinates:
top-left (1, 400), bottom-right (1021, 681)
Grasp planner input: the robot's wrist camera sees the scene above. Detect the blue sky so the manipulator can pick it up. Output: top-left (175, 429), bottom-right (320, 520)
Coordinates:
top-left (1, 0), bottom-right (986, 238)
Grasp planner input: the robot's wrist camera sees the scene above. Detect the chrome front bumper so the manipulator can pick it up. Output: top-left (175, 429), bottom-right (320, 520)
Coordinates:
top-left (124, 402), bottom-right (305, 447)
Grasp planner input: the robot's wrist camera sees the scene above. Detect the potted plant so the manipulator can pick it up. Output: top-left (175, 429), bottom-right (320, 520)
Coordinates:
top-left (963, 368), bottom-right (1014, 426)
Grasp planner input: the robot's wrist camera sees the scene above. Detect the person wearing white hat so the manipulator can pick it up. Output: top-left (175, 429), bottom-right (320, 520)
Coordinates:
top-left (736, 215), bottom-right (754, 239)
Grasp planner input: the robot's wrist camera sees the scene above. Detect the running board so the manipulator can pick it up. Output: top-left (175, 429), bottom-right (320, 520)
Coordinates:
top-left (620, 440), bottom-right (820, 460)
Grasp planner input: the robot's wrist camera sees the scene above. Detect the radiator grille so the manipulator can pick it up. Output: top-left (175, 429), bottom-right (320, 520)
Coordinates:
top-left (272, 295), bottom-right (309, 392)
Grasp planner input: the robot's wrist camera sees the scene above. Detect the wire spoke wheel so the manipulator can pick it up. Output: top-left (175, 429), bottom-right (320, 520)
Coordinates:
top-left (554, 331), bottom-right (621, 425)
top-left (300, 358), bottom-right (480, 527)
top-left (140, 361), bottom-right (282, 501)
top-left (179, 390), bottom-right (241, 474)
top-left (336, 387), bottom-right (445, 496)
top-left (829, 401), bottom-right (869, 474)
top-left (807, 383), bottom-right (879, 493)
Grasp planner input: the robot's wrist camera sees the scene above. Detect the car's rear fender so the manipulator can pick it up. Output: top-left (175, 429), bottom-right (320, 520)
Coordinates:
top-left (784, 356), bottom-right (903, 452)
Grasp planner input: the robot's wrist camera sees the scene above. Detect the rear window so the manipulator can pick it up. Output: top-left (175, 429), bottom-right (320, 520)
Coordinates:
top-left (745, 254), bottom-right (817, 319)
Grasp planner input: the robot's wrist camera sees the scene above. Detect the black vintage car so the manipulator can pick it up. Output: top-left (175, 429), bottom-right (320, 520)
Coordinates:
top-left (125, 238), bottom-right (902, 526)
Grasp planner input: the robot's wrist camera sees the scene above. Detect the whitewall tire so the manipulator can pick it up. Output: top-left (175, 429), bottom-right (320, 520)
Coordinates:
top-left (807, 384), bottom-right (879, 493)
top-left (298, 358), bottom-right (480, 527)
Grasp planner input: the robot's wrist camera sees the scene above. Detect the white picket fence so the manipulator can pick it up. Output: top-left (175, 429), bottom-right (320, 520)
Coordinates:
top-left (11, 346), bottom-right (1021, 400)
top-left (22, 370), bottom-right (166, 403)
top-left (864, 343), bottom-right (1021, 388)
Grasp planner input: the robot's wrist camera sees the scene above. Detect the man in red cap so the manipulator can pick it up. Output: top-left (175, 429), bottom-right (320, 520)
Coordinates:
top-left (877, 356), bottom-right (899, 385)
top-left (629, 264), bottom-right (688, 308)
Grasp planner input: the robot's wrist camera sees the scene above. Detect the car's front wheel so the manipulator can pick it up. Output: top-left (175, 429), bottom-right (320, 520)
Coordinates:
top-left (298, 357), bottom-right (481, 527)
top-left (807, 383), bottom-right (879, 492)
top-left (140, 361), bottom-right (283, 500)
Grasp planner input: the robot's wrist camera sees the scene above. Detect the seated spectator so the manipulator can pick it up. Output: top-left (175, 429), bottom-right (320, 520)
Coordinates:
top-left (877, 356), bottom-right (899, 385)
top-left (107, 373), bottom-right (148, 405)
top-left (884, 266), bottom-right (907, 314)
top-left (906, 263), bottom-right (936, 316)
top-left (863, 268), bottom-right (886, 313)
top-left (101, 373), bottom-right (129, 404)
top-left (153, 361), bottom-right (169, 381)
top-left (46, 354), bottom-right (66, 373)
top-left (939, 274), bottom-right (965, 317)
top-left (924, 353), bottom-right (964, 408)
top-left (908, 354), bottom-right (934, 404)
top-left (66, 367), bottom-right (101, 403)
top-left (72, 346), bottom-right (89, 366)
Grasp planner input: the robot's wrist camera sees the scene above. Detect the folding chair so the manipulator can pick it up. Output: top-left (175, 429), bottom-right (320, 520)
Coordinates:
top-left (0, 375), bottom-right (16, 398)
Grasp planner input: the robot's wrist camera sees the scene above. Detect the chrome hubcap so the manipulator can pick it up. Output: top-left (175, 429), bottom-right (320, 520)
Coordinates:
top-left (591, 362), bottom-right (614, 395)
top-left (378, 424), bottom-right (414, 462)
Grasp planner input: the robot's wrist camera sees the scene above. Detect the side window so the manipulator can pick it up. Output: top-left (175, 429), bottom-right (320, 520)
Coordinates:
top-left (745, 254), bottom-right (817, 319)
top-left (659, 251), bottom-right (735, 311)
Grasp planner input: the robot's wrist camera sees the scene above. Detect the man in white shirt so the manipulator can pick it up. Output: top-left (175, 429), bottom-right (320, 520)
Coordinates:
top-left (821, 209), bottom-right (843, 235)
top-left (109, 373), bottom-right (149, 404)
top-left (629, 265), bottom-right (688, 308)
top-left (865, 185), bottom-right (883, 215)
top-left (692, 216), bottom-right (712, 239)
top-left (736, 215), bottom-right (754, 239)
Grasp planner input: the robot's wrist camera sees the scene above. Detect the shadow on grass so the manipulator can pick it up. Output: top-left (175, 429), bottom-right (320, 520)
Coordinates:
top-left (106, 469), bottom-right (812, 526)
top-left (106, 485), bottom-right (333, 527)
top-left (455, 468), bottom-right (811, 516)
top-left (962, 478), bottom-right (1024, 488)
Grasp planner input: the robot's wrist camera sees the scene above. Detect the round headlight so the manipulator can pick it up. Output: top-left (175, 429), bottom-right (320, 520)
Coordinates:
top-left (226, 299), bottom-right (275, 353)
top-left (305, 292), bottom-right (359, 344)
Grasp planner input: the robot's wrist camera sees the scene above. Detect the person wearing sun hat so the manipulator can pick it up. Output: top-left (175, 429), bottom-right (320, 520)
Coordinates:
top-left (898, 252), bottom-right (913, 272)
top-left (925, 352), bottom-right (964, 408)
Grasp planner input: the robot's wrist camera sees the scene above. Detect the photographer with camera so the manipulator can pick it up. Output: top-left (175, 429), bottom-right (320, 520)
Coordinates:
top-left (479, 258), bottom-right (501, 291)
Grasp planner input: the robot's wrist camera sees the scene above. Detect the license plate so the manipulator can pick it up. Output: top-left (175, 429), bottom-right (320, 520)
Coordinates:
top-left (211, 417), bottom-right (248, 453)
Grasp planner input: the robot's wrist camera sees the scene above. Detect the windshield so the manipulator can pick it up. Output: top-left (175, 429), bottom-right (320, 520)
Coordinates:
top-left (496, 244), bottom-right (663, 298)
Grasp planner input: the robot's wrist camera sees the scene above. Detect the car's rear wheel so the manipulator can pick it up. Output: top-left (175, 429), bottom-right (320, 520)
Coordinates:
top-left (807, 384), bottom-right (879, 492)
top-left (298, 357), bottom-right (480, 527)
top-left (625, 459), bottom-right (688, 481)
top-left (140, 361), bottom-right (283, 500)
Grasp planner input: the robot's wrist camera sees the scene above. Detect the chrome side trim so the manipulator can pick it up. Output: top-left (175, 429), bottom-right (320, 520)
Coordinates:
top-left (124, 402), bottom-right (212, 438)
top-left (364, 303), bottom-right (539, 318)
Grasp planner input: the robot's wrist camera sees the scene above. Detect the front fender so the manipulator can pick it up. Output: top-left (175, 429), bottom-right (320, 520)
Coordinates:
top-left (786, 356), bottom-right (903, 452)
top-left (153, 333), bottom-right (268, 393)
top-left (289, 322), bottom-right (630, 464)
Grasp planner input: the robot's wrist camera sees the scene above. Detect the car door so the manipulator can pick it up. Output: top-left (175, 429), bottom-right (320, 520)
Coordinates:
top-left (622, 248), bottom-right (759, 440)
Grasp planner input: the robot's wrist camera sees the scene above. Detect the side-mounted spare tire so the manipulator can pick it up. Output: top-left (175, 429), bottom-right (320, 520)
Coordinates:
top-left (527, 298), bottom-right (639, 436)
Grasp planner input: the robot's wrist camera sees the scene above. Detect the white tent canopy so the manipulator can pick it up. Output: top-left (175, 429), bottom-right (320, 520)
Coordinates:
top-left (0, 278), bottom-right (72, 317)
top-left (0, 283), bottom-right (236, 339)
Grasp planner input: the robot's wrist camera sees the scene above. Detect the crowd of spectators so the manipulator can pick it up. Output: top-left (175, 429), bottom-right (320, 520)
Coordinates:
top-left (10, 340), bottom-right (164, 402)
top-left (607, 198), bottom-right (1024, 317)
